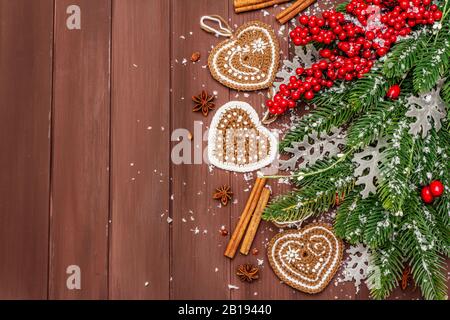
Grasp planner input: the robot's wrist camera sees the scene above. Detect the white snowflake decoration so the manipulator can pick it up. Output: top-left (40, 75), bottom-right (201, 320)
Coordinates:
top-left (251, 38), bottom-right (268, 54)
top-left (283, 245), bottom-right (301, 263)
top-left (353, 139), bottom-right (387, 199)
top-left (339, 244), bottom-right (371, 293)
top-left (272, 44), bottom-right (320, 94)
top-left (279, 127), bottom-right (347, 171)
top-left (405, 79), bottom-right (447, 138)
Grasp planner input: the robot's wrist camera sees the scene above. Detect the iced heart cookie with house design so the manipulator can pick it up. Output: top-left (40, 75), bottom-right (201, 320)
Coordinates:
top-left (207, 101), bottom-right (278, 173)
top-left (201, 16), bottom-right (280, 91)
top-left (267, 223), bottom-right (343, 294)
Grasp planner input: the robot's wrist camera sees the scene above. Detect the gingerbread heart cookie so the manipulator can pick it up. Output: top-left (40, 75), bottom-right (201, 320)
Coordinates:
top-left (207, 101), bottom-right (278, 173)
top-left (208, 21), bottom-right (280, 91)
top-left (267, 223), bottom-right (343, 294)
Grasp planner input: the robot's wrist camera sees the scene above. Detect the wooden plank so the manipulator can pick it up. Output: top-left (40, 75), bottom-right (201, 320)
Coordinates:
top-left (49, 0), bottom-right (111, 299)
top-left (170, 0), bottom-right (232, 299)
top-left (228, 1), bottom-right (358, 300)
top-left (109, 0), bottom-right (171, 299)
top-left (0, 0), bottom-right (53, 299)
top-left (228, 3), bottom-right (297, 300)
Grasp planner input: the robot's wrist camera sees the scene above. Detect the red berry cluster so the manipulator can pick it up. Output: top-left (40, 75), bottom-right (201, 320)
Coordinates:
top-left (266, 0), bottom-right (443, 115)
top-left (421, 180), bottom-right (445, 204)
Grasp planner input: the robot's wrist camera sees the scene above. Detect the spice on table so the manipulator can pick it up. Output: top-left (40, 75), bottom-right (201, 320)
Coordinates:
top-left (234, 0), bottom-right (292, 13)
top-left (191, 51), bottom-right (201, 62)
top-left (224, 177), bottom-right (267, 259)
top-left (236, 264), bottom-right (259, 282)
top-left (251, 248), bottom-right (259, 256)
top-left (213, 185), bottom-right (233, 206)
top-left (240, 188), bottom-right (271, 255)
top-left (276, 0), bottom-right (317, 25)
top-left (192, 91), bottom-right (215, 117)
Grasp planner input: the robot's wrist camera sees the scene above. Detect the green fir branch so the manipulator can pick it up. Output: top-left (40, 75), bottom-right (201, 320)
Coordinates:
top-left (413, 23), bottom-right (450, 93)
top-left (263, 158), bottom-right (355, 223)
top-left (383, 35), bottom-right (426, 79)
top-left (367, 242), bottom-right (404, 300)
top-left (280, 89), bottom-right (353, 151)
top-left (349, 66), bottom-right (393, 111)
top-left (346, 100), bottom-right (407, 148)
top-left (378, 120), bottom-right (416, 214)
top-left (400, 198), bottom-right (448, 300)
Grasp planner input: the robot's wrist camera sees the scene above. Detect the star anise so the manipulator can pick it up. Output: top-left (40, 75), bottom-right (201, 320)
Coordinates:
top-left (236, 264), bottom-right (259, 283)
top-left (213, 185), bottom-right (233, 206)
top-left (192, 90), bottom-right (215, 117)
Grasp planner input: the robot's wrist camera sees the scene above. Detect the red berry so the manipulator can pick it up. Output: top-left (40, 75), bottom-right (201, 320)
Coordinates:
top-left (304, 90), bottom-right (315, 100)
top-left (265, 100), bottom-right (274, 108)
top-left (399, 1), bottom-right (409, 10)
top-left (320, 49), bottom-right (332, 58)
top-left (345, 73), bottom-right (353, 81)
top-left (299, 15), bottom-right (309, 25)
top-left (386, 84), bottom-right (401, 100)
top-left (288, 100), bottom-right (296, 109)
top-left (338, 32), bottom-right (347, 40)
top-left (421, 186), bottom-right (434, 204)
top-left (433, 10), bottom-right (443, 21)
top-left (274, 94), bottom-right (282, 102)
top-left (296, 67), bottom-right (305, 75)
top-left (429, 180), bottom-right (445, 197)
top-left (291, 91), bottom-right (301, 101)
top-left (377, 47), bottom-right (388, 56)
top-left (318, 60), bottom-right (328, 70)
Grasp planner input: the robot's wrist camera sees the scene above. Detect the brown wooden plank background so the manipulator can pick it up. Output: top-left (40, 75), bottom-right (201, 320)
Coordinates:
top-left (0, 0), bottom-right (447, 300)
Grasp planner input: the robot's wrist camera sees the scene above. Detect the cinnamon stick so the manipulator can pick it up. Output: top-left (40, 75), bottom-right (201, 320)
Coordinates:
top-left (224, 178), bottom-right (267, 259)
top-left (235, 0), bottom-right (292, 13)
top-left (234, 0), bottom-right (268, 7)
top-left (240, 188), bottom-right (271, 255)
top-left (276, 0), bottom-right (316, 24)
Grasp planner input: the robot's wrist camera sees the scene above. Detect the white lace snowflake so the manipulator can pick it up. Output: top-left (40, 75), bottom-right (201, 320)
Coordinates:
top-left (251, 38), bottom-right (268, 54)
top-left (339, 244), bottom-right (371, 293)
top-left (279, 127), bottom-right (347, 171)
top-left (283, 246), bottom-right (300, 263)
top-left (272, 44), bottom-right (320, 94)
top-left (353, 139), bottom-right (387, 198)
top-left (405, 79), bottom-right (447, 138)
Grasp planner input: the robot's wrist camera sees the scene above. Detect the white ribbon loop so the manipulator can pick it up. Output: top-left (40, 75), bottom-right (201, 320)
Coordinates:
top-left (200, 15), bottom-right (233, 38)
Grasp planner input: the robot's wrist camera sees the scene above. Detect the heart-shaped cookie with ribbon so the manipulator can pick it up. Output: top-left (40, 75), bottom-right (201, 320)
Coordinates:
top-left (207, 101), bottom-right (278, 173)
top-left (207, 20), bottom-right (280, 91)
top-left (267, 223), bottom-right (343, 294)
